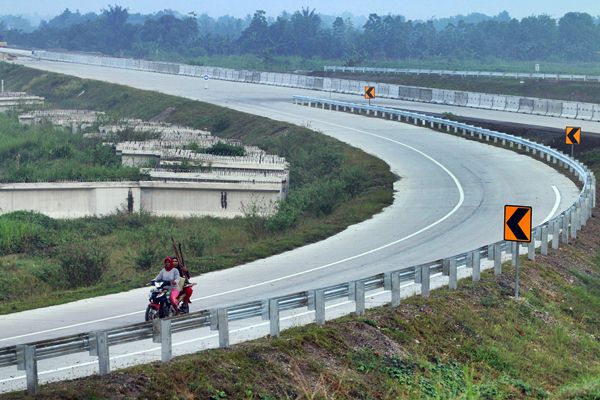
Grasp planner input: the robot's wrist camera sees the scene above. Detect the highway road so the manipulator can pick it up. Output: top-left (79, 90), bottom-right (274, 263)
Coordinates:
top-left (0, 57), bottom-right (592, 390)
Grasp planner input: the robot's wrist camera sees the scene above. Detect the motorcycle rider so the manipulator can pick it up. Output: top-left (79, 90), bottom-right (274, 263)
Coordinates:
top-left (153, 257), bottom-right (181, 314)
top-left (172, 256), bottom-right (193, 312)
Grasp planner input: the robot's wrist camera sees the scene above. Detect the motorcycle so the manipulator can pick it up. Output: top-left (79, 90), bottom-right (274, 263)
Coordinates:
top-left (145, 280), bottom-right (194, 321)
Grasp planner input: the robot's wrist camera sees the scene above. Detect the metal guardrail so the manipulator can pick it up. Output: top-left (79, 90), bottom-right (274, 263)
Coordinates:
top-left (1, 105), bottom-right (596, 394)
top-left (324, 65), bottom-right (600, 82)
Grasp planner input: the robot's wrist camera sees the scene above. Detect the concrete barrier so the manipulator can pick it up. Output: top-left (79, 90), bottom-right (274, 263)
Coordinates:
top-left (561, 102), bottom-right (579, 118)
top-left (340, 80), bottom-right (351, 93)
top-left (492, 95), bottom-right (506, 111)
top-left (547, 100), bottom-right (563, 117)
top-left (467, 92), bottom-right (481, 107)
top-left (377, 83), bottom-right (390, 97)
top-left (409, 87), bottom-right (422, 100)
top-left (505, 96), bottom-right (520, 112)
top-left (533, 99), bottom-right (548, 115)
top-left (419, 88), bottom-right (433, 102)
top-left (577, 103), bottom-right (594, 120)
top-left (431, 89), bottom-right (445, 104)
top-left (592, 104), bottom-right (600, 121)
top-left (387, 85), bottom-right (400, 99)
top-left (443, 90), bottom-right (455, 105)
top-left (313, 77), bottom-right (324, 90)
top-left (518, 98), bottom-right (534, 113)
top-left (454, 92), bottom-right (468, 106)
top-left (480, 94), bottom-right (494, 109)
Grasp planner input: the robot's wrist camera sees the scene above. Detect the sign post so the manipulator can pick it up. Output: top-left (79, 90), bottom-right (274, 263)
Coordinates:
top-left (203, 74), bottom-right (210, 90)
top-left (504, 205), bottom-right (532, 299)
top-left (364, 86), bottom-right (375, 105)
top-left (565, 126), bottom-right (581, 158)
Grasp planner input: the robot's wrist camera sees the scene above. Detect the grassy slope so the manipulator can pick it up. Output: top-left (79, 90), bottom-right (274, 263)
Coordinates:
top-left (3, 185), bottom-right (599, 400)
top-left (0, 63), bottom-right (394, 314)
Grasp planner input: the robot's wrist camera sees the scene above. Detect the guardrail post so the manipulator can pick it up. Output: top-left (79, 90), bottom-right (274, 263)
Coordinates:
top-left (89, 331), bottom-right (110, 375)
top-left (217, 308), bottom-right (229, 348)
top-left (552, 220), bottom-right (560, 249)
top-left (471, 251), bottom-right (481, 282)
top-left (541, 225), bottom-right (549, 255)
top-left (269, 299), bottom-right (280, 337)
top-left (315, 289), bottom-right (326, 325)
top-left (449, 258), bottom-right (458, 290)
top-left (16, 345), bottom-right (38, 395)
top-left (383, 272), bottom-right (392, 291)
top-left (561, 214), bottom-right (569, 244)
top-left (442, 258), bottom-right (450, 276)
top-left (487, 244), bottom-right (494, 260)
top-left (494, 244), bottom-right (502, 275)
top-left (391, 271), bottom-right (401, 306)
top-left (152, 319), bottom-right (172, 362)
top-left (421, 265), bottom-right (430, 297)
top-left (354, 281), bottom-right (366, 316)
top-left (528, 235), bottom-right (536, 261)
top-left (209, 308), bottom-right (218, 330)
top-left (414, 265), bottom-right (422, 284)
top-left (570, 209), bottom-right (578, 240)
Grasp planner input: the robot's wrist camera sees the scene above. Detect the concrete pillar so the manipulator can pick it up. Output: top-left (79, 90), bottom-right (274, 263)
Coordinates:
top-left (153, 318), bottom-right (172, 361)
top-left (261, 300), bottom-right (269, 320)
top-left (517, 143), bottom-right (522, 150)
top-left (552, 220), bottom-right (560, 249)
top-left (528, 238), bottom-right (535, 261)
top-left (421, 265), bottom-right (431, 297)
top-left (391, 272), bottom-right (401, 307)
top-left (471, 251), bottom-right (481, 282)
top-left (449, 258), bottom-right (458, 290)
top-left (570, 209), bottom-right (578, 239)
top-left (209, 309), bottom-right (218, 330)
top-left (218, 308), bottom-right (229, 348)
top-left (315, 289), bottom-right (326, 325)
top-left (17, 345), bottom-right (38, 395)
top-left (269, 299), bottom-right (279, 337)
top-left (494, 244), bottom-right (502, 275)
top-left (355, 281), bottom-right (365, 316)
top-left (442, 258), bottom-right (450, 276)
top-left (414, 265), bottom-right (422, 284)
top-left (89, 331), bottom-right (110, 375)
top-left (541, 225), bottom-right (549, 255)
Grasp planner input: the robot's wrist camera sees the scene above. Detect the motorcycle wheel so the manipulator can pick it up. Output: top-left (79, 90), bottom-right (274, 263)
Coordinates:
top-left (145, 305), bottom-right (159, 321)
top-left (159, 303), bottom-right (170, 318)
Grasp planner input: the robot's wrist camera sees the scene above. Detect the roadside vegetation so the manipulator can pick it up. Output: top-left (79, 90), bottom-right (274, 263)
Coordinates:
top-left (3, 181), bottom-right (599, 399)
top-left (0, 62), bottom-right (394, 313)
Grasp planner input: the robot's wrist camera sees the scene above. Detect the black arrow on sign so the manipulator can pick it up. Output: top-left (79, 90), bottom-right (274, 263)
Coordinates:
top-left (366, 87), bottom-right (375, 98)
top-left (567, 127), bottom-right (579, 144)
top-left (507, 207), bottom-right (529, 241)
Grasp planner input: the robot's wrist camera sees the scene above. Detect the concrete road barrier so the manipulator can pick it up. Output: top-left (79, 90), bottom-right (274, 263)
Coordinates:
top-left (454, 92), bottom-right (468, 106)
top-left (467, 92), bottom-right (481, 107)
top-left (546, 100), bottom-right (563, 117)
top-left (577, 103), bottom-right (594, 120)
top-left (480, 94), bottom-right (494, 109)
top-left (492, 95), bottom-right (507, 111)
top-left (443, 90), bottom-right (456, 105)
top-left (533, 99), bottom-right (548, 115)
top-left (561, 102), bottom-right (579, 118)
top-left (518, 98), bottom-right (534, 113)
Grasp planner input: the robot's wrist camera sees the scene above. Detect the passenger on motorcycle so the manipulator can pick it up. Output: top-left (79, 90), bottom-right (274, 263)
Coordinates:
top-left (153, 257), bottom-right (181, 314)
top-left (172, 256), bottom-right (193, 309)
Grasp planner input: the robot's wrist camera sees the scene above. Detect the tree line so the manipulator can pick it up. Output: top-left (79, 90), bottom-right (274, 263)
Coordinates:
top-left (1, 6), bottom-right (599, 63)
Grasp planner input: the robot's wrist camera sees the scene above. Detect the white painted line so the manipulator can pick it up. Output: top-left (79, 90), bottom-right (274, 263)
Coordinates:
top-left (0, 105), bottom-right (465, 343)
top-left (542, 185), bottom-right (561, 224)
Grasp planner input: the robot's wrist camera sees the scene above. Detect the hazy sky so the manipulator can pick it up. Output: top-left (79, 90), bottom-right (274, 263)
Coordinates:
top-left (1, 0), bottom-right (598, 20)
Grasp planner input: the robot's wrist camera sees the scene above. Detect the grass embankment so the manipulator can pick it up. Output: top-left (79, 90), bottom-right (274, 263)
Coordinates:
top-left (316, 72), bottom-right (600, 105)
top-left (4, 180), bottom-right (599, 399)
top-left (0, 62), bottom-right (394, 314)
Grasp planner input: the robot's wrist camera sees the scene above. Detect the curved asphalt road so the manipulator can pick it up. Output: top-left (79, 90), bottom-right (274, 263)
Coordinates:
top-left (0, 59), bottom-right (587, 348)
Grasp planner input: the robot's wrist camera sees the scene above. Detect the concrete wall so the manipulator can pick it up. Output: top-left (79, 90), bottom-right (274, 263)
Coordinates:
top-left (0, 181), bottom-right (284, 219)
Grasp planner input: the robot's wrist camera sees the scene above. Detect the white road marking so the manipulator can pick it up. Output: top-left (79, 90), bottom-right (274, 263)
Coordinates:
top-left (0, 289), bottom-right (392, 385)
top-left (542, 185), bottom-right (561, 224)
top-left (0, 105), bottom-right (465, 343)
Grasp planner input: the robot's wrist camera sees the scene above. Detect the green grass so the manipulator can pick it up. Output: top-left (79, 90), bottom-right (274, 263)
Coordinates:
top-left (0, 62), bottom-right (395, 313)
top-left (4, 211), bottom-right (600, 399)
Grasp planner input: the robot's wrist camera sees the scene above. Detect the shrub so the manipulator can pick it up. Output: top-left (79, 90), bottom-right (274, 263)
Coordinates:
top-left (135, 246), bottom-right (159, 270)
top-left (205, 141), bottom-right (246, 157)
top-left (55, 239), bottom-right (107, 286)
